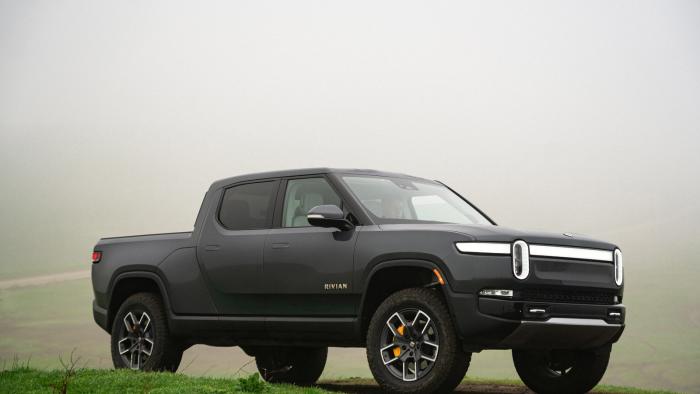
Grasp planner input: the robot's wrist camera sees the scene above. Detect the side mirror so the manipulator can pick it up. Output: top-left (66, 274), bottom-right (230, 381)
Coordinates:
top-left (307, 205), bottom-right (354, 231)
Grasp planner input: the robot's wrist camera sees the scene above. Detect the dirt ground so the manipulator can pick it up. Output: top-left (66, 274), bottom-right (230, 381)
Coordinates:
top-left (320, 379), bottom-right (531, 394)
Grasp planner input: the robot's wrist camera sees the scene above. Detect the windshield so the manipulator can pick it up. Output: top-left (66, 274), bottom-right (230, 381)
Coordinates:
top-left (341, 176), bottom-right (493, 226)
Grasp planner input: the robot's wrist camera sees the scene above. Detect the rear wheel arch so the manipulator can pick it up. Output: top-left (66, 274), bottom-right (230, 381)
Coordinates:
top-left (107, 272), bottom-right (171, 330)
top-left (359, 260), bottom-right (453, 340)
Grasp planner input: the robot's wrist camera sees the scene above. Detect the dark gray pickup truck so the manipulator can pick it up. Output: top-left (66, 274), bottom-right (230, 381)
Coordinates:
top-left (91, 168), bottom-right (625, 394)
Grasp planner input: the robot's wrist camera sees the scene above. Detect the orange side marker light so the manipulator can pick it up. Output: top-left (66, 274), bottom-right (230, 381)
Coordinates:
top-left (432, 268), bottom-right (445, 285)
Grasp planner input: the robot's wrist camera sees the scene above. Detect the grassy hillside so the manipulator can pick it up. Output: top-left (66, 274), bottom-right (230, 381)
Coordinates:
top-left (0, 367), bottom-right (677, 394)
top-left (0, 367), bottom-right (321, 394)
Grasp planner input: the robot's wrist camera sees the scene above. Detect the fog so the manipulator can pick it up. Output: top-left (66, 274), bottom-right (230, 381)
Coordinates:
top-left (1, 0), bottom-right (699, 389)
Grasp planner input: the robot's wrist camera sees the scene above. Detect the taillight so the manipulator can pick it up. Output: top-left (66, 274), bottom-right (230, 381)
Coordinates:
top-left (92, 251), bottom-right (102, 264)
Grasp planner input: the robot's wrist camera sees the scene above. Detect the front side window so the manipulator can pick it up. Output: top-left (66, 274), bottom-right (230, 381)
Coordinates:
top-left (219, 181), bottom-right (277, 230)
top-left (341, 176), bottom-right (492, 226)
top-left (282, 178), bottom-right (341, 227)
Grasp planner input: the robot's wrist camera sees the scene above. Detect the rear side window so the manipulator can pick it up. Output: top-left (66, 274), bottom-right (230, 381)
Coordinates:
top-left (219, 181), bottom-right (277, 230)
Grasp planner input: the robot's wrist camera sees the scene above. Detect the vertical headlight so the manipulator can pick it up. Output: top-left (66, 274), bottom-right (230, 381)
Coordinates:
top-left (512, 240), bottom-right (530, 280)
top-left (614, 249), bottom-right (623, 286)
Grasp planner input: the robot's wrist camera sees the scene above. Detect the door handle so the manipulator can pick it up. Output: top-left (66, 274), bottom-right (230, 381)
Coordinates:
top-left (205, 244), bottom-right (220, 251)
top-left (271, 242), bottom-right (290, 249)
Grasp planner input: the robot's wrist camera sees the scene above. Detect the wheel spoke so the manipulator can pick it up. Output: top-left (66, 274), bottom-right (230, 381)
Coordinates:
top-left (142, 338), bottom-right (154, 356)
top-left (139, 312), bottom-right (151, 332)
top-left (412, 310), bottom-right (431, 335)
top-left (402, 359), bottom-right (417, 382)
top-left (386, 320), bottom-right (400, 337)
top-left (123, 312), bottom-right (137, 333)
top-left (421, 353), bottom-right (437, 362)
top-left (395, 312), bottom-right (408, 327)
top-left (118, 338), bottom-right (133, 355)
top-left (383, 355), bottom-right (399, 365)
top-left (386, 312), bottom-right (410, 338)
top-left (423, 340), bottom-right (439, 350)
top-left (423, 340), bottom-right (439, 361)
top-left (129, 350), bottom-right (138, 370)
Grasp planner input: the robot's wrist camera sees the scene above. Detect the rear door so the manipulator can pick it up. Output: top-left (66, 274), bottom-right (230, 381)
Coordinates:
top-left (264, 176), bottom-right (358, 318)
top-left (197, 179), bottom-right (280, 315)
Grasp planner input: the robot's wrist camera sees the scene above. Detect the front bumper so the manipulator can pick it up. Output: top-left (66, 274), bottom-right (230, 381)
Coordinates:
top-left (498, 317), bottom-right (623, 349)
top-left (447, 288), bottom-right (625, 351)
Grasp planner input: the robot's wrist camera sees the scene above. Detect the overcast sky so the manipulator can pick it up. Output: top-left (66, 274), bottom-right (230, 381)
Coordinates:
top-left (1, 0), bottom-right (699, 276)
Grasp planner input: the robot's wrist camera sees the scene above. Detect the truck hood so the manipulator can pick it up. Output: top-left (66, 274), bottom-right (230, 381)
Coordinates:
top-left (377, 223), bottom-right (617, 250)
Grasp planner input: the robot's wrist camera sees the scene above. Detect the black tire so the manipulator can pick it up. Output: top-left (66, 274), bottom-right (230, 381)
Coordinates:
top-left (512, 348), bottom-right (611, 394)
top-left (255, 346), bottom-right (327, 385)
top-left (435, 351), bottom-right (471, 393)
top-left (110, 292), bottom-right (183, 372)
top-left (366, 288), bottom-right (471, 394)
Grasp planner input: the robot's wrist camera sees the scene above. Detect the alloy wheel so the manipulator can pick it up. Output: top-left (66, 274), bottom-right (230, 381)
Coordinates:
top-left (379, 308), bottom-right (439, 382)
top-left (542, 351), bottom-right (575, 377)
top-left (117, 311), bottom-right (155, 370)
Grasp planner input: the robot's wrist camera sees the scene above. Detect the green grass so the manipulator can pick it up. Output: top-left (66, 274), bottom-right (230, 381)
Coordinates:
top-left (0, 367), bottom-right (329, 394)
top-left (0, 368), bottom-right (677, 394)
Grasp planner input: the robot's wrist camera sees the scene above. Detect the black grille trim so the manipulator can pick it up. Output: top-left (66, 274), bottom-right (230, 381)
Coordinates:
top-left (516, 288), bottom-right (617, 305)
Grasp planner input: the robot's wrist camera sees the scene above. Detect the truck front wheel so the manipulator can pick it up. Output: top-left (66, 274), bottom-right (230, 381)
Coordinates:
top-left (512, 348), bottom-right (611, 394)
top-left (366, 288), bottom-right (471, 394)
top-left (255, 346), bottom-right (327, 385)
top-left (110, 292), bottom-right (183, 372)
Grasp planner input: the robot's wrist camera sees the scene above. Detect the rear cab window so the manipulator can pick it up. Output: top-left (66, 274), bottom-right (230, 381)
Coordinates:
top-left (218, 181), bottom-right (279, 230)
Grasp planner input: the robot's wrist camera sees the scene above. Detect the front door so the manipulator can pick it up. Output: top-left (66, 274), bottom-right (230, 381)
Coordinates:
top-left (264, 176), bottom-right (358, 318)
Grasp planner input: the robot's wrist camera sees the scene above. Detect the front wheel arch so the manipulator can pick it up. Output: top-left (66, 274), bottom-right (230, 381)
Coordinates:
top-left (358, 260), bottom-right (455, 341)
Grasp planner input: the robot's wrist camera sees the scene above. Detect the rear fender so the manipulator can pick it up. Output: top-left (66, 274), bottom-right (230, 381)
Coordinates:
top-left (106, 271), bottom-right (173, 330)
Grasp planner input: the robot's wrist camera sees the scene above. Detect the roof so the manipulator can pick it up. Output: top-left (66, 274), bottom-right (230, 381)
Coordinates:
top-left (209, 167), bottom-right (428, 190)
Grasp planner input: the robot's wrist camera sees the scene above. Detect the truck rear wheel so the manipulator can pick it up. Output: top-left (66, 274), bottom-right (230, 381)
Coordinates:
top-left (366, 288), bottom-right (470, 394)
top-left (512, 348), bottom-right (610, 394)
top-left (255, 346), bottom-right (327, 385)
top-left (110, 292), bottom-right (183, 372)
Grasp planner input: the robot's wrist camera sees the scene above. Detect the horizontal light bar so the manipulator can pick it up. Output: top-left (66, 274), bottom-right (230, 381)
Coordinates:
top-left (529, 245), bottom-right (613, 262)
top-left (455, 242), bottom-right (510, 255)
top-left (479, 289), bottom-right (513, 297)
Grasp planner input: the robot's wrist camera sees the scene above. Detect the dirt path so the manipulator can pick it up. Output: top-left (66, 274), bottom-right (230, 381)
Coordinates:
top-left (321, 381), bottom-right (531, 393)
top-left (320, 379), bottom-right (640, 394)
top-left (0, 270), bottom-right (90, 290)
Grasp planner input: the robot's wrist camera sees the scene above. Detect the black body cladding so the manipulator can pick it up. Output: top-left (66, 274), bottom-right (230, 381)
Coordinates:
top-left (92, 168), bottom-right (625, 352)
